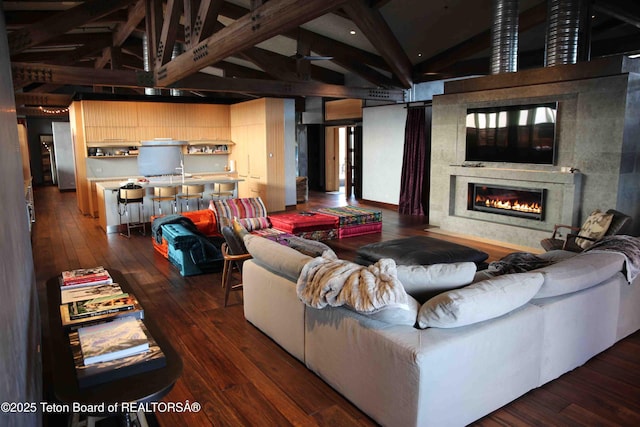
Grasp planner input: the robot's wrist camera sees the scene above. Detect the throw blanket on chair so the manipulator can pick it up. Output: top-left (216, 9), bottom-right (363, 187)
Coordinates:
top-left (585, 235), bottom-right (640, 283)
top-left (296, 251), bottom-right (408, 313)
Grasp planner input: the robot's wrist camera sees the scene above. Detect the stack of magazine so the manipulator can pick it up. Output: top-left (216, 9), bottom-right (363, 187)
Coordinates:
top-left (59, 267), bottom-right (143, 328)
top-left (59, 267), bottom-right (165, 387)
top-left (69, 317), bottom-right (166, 387)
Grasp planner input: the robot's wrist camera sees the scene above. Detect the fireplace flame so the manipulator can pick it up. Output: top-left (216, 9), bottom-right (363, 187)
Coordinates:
top-left (477, 196), bottom-right (542, 214)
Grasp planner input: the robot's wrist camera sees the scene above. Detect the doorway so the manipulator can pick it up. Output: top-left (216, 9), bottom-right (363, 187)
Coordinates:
top-left (325, 125), bottom-right (361, 198)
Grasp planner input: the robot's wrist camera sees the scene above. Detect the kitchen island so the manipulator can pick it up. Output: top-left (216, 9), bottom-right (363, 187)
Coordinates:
top-left (95, 174), bottom-right (242, 234)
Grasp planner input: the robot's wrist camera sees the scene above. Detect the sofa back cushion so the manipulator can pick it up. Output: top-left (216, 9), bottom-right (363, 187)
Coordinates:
top-left (210, 197), bottom-right (270, 231)
top-left (532, 251), bottom-right (625, 299)
top-left (396, 262), bottom-right (476, 303)
top-left (417, 272), bottom-right (543, 329)
top-left (244, 234), bottom-right (312, 282)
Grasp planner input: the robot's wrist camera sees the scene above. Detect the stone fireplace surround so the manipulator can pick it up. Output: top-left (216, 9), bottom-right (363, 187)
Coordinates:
top-left (429, 56), bottom-right (640, 250)
top-left (447, 166), bottom-right (582, 249)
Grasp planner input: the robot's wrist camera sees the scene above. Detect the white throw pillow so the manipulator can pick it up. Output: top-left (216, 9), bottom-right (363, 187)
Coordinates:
top-left (396, 262), bottom-right (477, 302)
top-left (244, 234), bottom-right (314, 281)
top-left (417, 272), bottom-right (544, 329)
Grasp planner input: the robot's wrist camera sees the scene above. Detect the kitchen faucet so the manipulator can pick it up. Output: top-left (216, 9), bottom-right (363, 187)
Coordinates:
top-left (175, 158), bottom-right (185, 182)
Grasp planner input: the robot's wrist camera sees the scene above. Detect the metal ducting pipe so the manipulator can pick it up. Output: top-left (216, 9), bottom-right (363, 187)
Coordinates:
top-left (143, 34), bottom-right (159, 95)
top-left (490, 0), bottom-right (519, 74)
top-left (170, 43), bottom-right (184, 97)
top-left (545, 0), bottom-right (582, 66)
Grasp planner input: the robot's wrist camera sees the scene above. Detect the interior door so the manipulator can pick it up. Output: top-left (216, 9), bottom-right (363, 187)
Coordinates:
top-left (324, 127), bottom-right (340, 192)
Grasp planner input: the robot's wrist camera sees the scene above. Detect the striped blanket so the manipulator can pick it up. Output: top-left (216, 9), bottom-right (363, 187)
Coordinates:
top-left (296, 251), bottom-right (408, 313)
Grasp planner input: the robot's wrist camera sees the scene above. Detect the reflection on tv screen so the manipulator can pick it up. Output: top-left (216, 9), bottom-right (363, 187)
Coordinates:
top-left (465, 102), bottom-right (557, 165)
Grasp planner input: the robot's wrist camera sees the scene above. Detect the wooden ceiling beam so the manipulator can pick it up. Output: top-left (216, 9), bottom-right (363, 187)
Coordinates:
top-left (239, 49), bottom-right (301, 82)
top-left (594, 0), bottom-right (640, 29)
top-left (155, 0), bottom-right (348, 87)
top-left (156, 0), bottom-right (184, 66)
top-left (14, 33), bottom-right (112, 49)
top-left (330, 55), bottom-right (400, 88)
top-left (239, 47), bottom-right (344, 85)
top-left (191, 0), bottom-right (225, 46)
top-left (55, 37), bottom-right (113, 67)
top-left (15, 93), bottom-right (73, 107)
top-left (282, 28), bottom-right (390, 72)
top-left (11, 62), bottom-right (152, 89)
top-left (183, 0), bottom-right (199, 47)
top-left (342, 0), bottom-right (413, 88)
top-left (216, 0), bottom-right (392, 82)
top-left (173, 73), bottom-right (404, 100)
top-left (212, 61), bottom-right (271, 80)
top-left (22, 83), bottom-right (66, 94)
top-left (4, 10), bottom-right (129, 28)
top-left (113, 0), bottom-right (146, 47)
top-left (8, 0), bottom-right (137, 55)
top-left (145, 0), bottom-right (163, 73)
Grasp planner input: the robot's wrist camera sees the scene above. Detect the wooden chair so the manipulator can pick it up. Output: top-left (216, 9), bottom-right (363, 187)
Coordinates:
top-left (540, 209), bottom-right (632, 252)
top-left (220, 226), bottom-right (252, 307)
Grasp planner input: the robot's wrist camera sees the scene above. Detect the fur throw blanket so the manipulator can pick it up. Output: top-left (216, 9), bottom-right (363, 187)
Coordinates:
top-left (296, 251), bottom-right (408, 313)
top-left (488, 252), bottom-right (554, 276)
top-left (585, 235), bottom-right (640, 283)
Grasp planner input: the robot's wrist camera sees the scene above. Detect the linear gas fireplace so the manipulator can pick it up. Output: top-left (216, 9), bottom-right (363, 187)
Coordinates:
top-left (468, 183), bottom-right (546, 221)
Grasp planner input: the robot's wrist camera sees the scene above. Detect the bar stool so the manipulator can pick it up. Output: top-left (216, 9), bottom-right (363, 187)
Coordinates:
top-left (210, 182), bottom-right (236, 201)
top-left (118, 184), bottom-right (146, 238)
top-left (151, 186), bottom-right (178, 216)
top-left (177, 184), bottom-right (205, 212)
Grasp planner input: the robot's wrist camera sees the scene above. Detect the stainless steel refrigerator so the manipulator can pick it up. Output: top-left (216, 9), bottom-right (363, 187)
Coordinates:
top-left (52, 122), bottom-right (76, 190)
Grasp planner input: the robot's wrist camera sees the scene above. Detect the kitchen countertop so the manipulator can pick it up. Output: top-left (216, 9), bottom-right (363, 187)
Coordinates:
top-left (93, 173), bottom-right (241, 190)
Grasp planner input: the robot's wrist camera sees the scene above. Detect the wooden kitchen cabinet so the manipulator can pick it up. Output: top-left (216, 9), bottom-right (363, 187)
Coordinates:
top-left (230, 98), bottom-right (285, 212)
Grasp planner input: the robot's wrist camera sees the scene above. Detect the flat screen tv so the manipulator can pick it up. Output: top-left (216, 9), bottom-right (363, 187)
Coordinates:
top-left (465, 102), bottom-right (558, 165)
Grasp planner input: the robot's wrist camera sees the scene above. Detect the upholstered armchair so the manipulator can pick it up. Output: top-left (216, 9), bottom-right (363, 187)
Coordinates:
top-left (540, 209), bottom-right (632, 252)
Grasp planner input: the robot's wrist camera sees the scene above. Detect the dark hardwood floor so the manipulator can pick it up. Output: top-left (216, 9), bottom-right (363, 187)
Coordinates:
top-left (32, 185), bottom-right (640, 426)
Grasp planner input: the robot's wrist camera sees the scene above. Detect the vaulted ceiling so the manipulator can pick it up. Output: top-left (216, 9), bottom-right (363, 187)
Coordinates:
top-left (5, 0), bottom-right (640, 116)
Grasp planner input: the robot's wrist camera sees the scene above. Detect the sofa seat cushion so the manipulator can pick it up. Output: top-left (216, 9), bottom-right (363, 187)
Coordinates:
top-left (396, 262), bottom-right (477, 302)
top-left (418, 272), bottom-right (544, 329)
top-left (532, 251), bottom-right (626, 299)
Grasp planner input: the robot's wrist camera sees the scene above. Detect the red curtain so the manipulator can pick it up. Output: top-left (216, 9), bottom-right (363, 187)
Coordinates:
top-left (399, 107), bottom-right (427, 215)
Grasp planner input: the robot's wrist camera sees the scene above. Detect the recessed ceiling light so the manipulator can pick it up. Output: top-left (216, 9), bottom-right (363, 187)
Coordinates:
top-left (350, 30), bottom-right (356, 35)
top-left (418, 53), bottom-right (423, 57)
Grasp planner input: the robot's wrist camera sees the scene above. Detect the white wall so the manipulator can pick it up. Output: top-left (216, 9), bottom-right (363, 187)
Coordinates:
top-left (284, 99), bottom-right (297, 206)
top-left (362, 104), bottom-right (406, 204)
top-left (0, 11), bottom-right (41, 427)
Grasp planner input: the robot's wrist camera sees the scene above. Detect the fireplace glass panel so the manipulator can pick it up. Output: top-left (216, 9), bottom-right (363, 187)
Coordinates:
top-left (468, 183), bottom-right (545, 220)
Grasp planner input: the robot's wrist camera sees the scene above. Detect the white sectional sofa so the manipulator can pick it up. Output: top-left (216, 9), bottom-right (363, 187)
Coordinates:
top-left (241, 234), bottom-right (640, 427)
